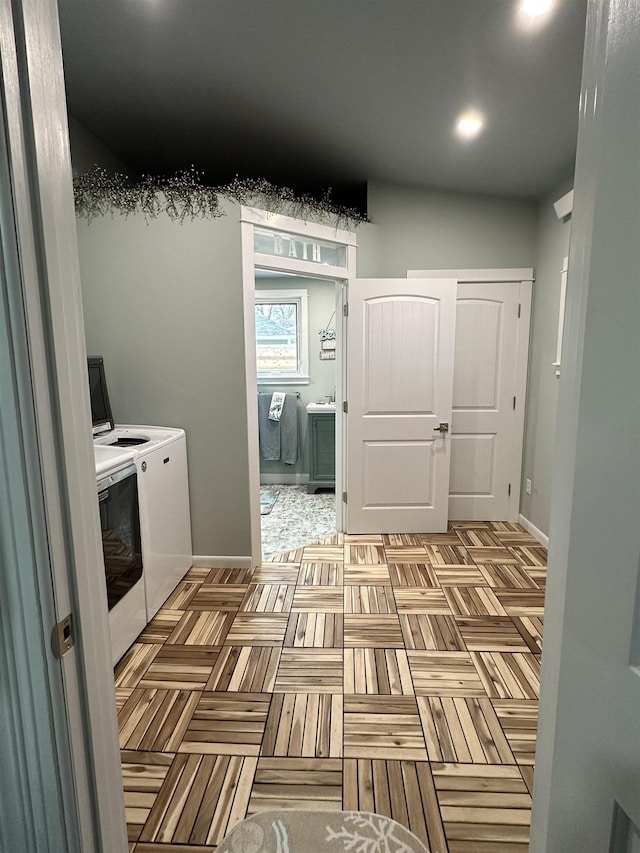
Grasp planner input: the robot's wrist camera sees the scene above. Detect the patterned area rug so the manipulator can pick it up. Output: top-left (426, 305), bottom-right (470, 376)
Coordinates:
top-left (260, 488), bottom-right (279, 516)
top-left (218, 810), bottom-right (429, 853)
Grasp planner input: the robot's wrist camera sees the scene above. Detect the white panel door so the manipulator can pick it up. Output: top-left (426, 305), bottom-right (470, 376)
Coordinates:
top-left (449, 282), bottom-right (521, 519)
top-left (346, 278), bottom-right (456, 533)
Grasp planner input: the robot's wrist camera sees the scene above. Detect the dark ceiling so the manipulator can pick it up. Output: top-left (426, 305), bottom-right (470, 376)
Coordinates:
top-left (58, 0), bottom-right (587, 211)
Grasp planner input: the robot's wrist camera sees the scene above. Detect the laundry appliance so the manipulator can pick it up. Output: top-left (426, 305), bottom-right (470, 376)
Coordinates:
top-left (95, 444), bottom-right (146, 664)
top-left (89, 357), bottom-right (193, 625)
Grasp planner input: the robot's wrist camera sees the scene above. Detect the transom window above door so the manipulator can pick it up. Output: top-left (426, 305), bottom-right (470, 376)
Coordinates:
top-left (255, 289), bottom-right (309, 383)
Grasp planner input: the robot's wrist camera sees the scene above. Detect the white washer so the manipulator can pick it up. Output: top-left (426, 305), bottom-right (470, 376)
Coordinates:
top-left (95, 445), bottom-right (147, 664)
top-left (95, 425), bottom-right (193, 621)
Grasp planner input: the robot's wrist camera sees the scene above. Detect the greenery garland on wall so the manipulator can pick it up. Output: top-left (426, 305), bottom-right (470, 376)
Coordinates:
top-left (73, 166), bottom-right (367, 230)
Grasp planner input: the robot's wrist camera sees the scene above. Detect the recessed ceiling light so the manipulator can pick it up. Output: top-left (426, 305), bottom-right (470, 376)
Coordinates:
top-left (520, 0), bottom-right (554, 17)
top-left (455, 113), bottom-right (484, 140)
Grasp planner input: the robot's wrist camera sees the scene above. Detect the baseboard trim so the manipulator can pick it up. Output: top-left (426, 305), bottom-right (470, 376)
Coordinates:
top-left (518, 514), bottom-right (549, 549)
top-left (260, 473), bottom-right (309, 485)
top-left (192, 555), bottom-right (253, 569)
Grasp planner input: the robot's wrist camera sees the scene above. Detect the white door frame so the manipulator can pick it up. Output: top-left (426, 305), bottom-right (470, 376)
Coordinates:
top-left (0, 0), bottom-right (127, 849)
top-left (240, 207), bottom-right (357, 565)
top-left (408, 268), bottom-right (533, 521)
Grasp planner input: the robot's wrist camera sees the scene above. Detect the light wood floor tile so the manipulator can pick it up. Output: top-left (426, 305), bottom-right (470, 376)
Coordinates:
top-left (347, 544), bottom-right (387, 564)
top-left (400, 614), bottom-right (466, 651)
top-left (115, 644), bottom-right (163, 689)
top-left (479, 563), bottom-right (540, 589)
top-left (189, 585), bottom-right (248, 611)
top-left (204, 568), bottom-right (254, 584)
top-left (419, 532), bottom-right (465, 545)
top-left (418, 696), bottom-right (515, 764)
top-left (291, 586), bottom-right (344, 612)
top-left (394, 588), bottom-right (450, 614)
top-left (343, 564), bottom-right (392, 584)
top-left (424, 544), bottom-right (472, 565)
top-left (119, 688), bottom-right (200, 751)
top-left (508, 545), bottom-right (547, 566)
top-left (344, 585), bottom-right (397, 614)
top-left (223, 614), bottom-right (289, 646)
top-left (116, 687), bottom-right (133, 712)
top-left (284, 612), bottom-right (343, 648)
top-left (344, 695), bottom-right (427, 760)
top-left (520, 765), bottom-right (535, 796)
top-left (492, 530), bottom-right (540, 545)
top-left (513, 616), bottom-right (544, 654)
top-left (248, 757), bottom-right (343, 813)
top-left (239, 584), bottom-right (295, 613)
top-left (298, 561), bottom-right (343, 585)
top-left (384, 547), bottom-right (430, 563)
top-left (388, 562), bottom-right (439, 587)
top-left (344, 614), bottom-right (404, 648)
top-left (139, 753), bottom-right (257, 845)
top-left (167, 612), bottom-right (235, 646)
top-left (163, 581), bottom-right (201, 610)
top-left (492, 700), bottom-right (539, 765)
top-left (121, 750), bottom-right (174, 843)
top-left (344, 648), bottom-right (414, 695)
top-left (344, 534), bottom-right (383, 544)
top-left (444, 586), bottom-right (507, 617)
top-left (454, 529), bottom-right (503, 547)
top-left (472, 652), bottom-right (541, 700)
top-left (466, 547), bottom-right (519, 565)
top-left (268, 547), bottom-right (305, 562)
top-left (302, 545), bottom-right (344, 562)
top-left (138, 610), bottom-right (184, 644)
top-left (177, 693), bottom-right (271, 756)
top-left (138, 657), bottom-right (215, 691)
top-left (527, 567), bottom-right (547, 589)
top-left (250, 565), bottom-right (300, 583)
top-left (262, 693), bottom-right (343, 757)
top-left (205, 647), bottom-right (281, 692)
top-left (432, 763), bottom-right (531, 850)
top-left (408, 651), bottom-right (487, 697)
top-left (343, 760), bottom-right (448, 853)
top-left (494, 590), bottom-right (546, 616)
top-left (383, 533), bottom-right (427, 546)
top-left (135, 844), bottom-right (215, 852)
top-left (185, 566), bottom-right (215, 581)
top-left (433, 565), bottom-right (488, 586)
top-left (274, 649), bottom-right (343, 693)
top-left (455, 616), bottom-right (531, 652)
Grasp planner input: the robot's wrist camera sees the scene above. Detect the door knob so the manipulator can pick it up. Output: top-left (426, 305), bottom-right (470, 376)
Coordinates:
top-left (433, 422), bottom-right (449, 433)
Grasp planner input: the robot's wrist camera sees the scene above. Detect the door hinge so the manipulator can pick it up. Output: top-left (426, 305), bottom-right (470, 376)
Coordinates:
top-left (343, 491), bottom-right (348, 504)
top-left (513, 396), bottom-right (516, 410)
top-left (343, 303), bottom-right (349, 317)
top-left (508, 483), bottom-right (512, 496)
top-left (518, 303), bottom-right (521, 318)
top-left (51, 613), bottom-right (74, 659)
top-left (343, 401), bottom-right (348, 414)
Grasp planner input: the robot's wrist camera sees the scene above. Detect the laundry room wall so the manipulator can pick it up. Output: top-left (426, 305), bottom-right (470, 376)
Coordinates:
top-left (357, 180), bottom-right (538, 275)
top-left (520, 178), bottom-right (573, 539)
top-left (256, 275), bottom-right (337, 483)
top-left (77, 201), bottom-right (251, 560)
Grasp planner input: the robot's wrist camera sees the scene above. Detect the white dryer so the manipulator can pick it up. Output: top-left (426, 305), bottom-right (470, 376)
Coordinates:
top-left (94, 445), bottom-right (146, 664)
top-left (95, 425), bottom-right (193, 621)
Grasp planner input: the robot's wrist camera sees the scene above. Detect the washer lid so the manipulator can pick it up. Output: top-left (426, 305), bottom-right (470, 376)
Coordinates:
top-left (94, 444), bottom-right (136, 478)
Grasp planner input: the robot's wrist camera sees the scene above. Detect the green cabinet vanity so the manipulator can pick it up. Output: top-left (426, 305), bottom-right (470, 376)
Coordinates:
top-left (306, 404), bottom-right (336, 493)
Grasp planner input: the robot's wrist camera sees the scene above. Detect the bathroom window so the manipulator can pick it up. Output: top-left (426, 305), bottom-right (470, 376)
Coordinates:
top-left (255, 289), bottom-right (309, 383)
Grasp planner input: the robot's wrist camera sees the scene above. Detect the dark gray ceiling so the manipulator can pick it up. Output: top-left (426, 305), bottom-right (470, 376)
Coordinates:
top-left (58, 0), bottom-right (587, 209)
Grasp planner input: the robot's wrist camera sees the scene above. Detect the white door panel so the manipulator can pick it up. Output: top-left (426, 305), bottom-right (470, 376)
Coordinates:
top-left (408, 270), bottom-right (532, 522)
top-left (346, 278), bottom-right (456, 533)
top-left (449, 284), bottom-right (520, 519)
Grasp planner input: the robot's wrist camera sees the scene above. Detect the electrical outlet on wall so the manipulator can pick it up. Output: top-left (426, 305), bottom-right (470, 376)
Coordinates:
top-left (526, 478), bottom-right (532, 495)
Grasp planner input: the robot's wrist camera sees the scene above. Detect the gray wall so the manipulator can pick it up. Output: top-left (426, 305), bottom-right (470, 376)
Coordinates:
top-left (358, 180), bottom-right (538, 275)
top-left (256, 275), bottom-right (337, 481)
top-left (68, 114), bottom-right (135, 177)
top-left (520, 180), bottom-right (573, 535)
top-left (77, 202), bottom-right (250, 557)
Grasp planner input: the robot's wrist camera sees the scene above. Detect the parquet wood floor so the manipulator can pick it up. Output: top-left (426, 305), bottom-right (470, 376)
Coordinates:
top-left (117, 522), bottom-right (546, 851)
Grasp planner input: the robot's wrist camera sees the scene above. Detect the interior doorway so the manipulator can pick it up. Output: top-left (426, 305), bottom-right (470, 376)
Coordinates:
top-left (255, 269), bottom-right (340, 559)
